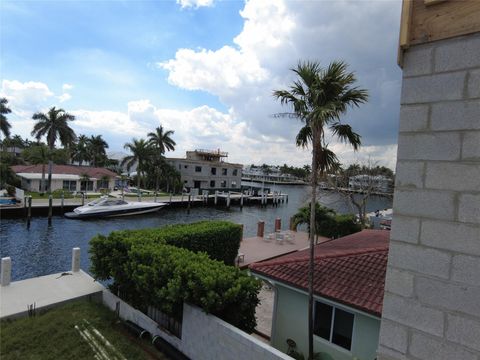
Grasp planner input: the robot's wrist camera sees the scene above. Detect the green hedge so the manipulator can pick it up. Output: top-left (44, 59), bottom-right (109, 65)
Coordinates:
top-left (89, 221), bottom-right (261, 332)
top-left (123, 244), bottom-right (261, 333)
top-left (90, 220), bottom-right (242, 280)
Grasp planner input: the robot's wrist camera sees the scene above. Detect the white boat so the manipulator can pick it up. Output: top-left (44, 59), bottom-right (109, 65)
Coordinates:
top-left (65, 197), bottom-right (167, 219)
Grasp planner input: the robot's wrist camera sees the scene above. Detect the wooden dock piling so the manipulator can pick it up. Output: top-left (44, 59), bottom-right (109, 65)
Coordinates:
top-left (48, 195), bottom-right (53, 225)
top-left (257, 220), bottom-right (265, 237)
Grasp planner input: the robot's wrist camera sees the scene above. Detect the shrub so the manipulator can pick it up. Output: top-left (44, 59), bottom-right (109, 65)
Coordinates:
top-left (123, 244), bottom-right (261, 333)
top-left (90, 220), bottom-right (242, 280)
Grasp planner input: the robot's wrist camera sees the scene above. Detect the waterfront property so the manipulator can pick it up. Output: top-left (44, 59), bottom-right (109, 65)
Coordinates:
top-left (167, 149), bottom-right (242, 192)
top-left (11, 164), bottom-right (117, 193)
top-left (242, 165), bottom-right (305, 184)
top-left (250, 230), bottom-right (389, 360)
top-left (348, 175), bottom-right (393, 193)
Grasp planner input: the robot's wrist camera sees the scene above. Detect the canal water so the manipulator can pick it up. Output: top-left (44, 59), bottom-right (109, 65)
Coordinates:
top-left (0, 184), bottom-right (392, 281)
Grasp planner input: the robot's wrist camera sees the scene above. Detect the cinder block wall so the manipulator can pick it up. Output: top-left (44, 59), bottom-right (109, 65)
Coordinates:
top-left (377, 33), bottom-right (480, 360)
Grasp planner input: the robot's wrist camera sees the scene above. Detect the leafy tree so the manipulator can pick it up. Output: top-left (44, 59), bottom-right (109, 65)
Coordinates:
top-left (0, 163), bottom-right (20, 188)
top-left (31, 107), bottom-right (76, 193)
top-left (122, 138), bottom-right (152, 191)
top-left (273, 60), bottom-right (367, 359)
top-left (0, 98), bottom-right (12, 138)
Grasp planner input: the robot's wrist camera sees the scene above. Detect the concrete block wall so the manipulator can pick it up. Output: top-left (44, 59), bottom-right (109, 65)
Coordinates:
top-left (378, 33), bottom-right (480, 360)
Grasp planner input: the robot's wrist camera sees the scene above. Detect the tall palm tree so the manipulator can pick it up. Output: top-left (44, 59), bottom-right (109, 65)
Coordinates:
top-left (0, 98), bottom-right (12, 138)
top-left (148, 126), bottom-right (176, 193)
top-left (31, 107), bottom-right (76, 193)
top-left (88, 135), bottom-right (109, 167)
top-left (274, 60), bottom-right (367, 359)
top-left (147, 126), bottom-right (176, 154)
top-left (122, 138), bottom-right (152, 191)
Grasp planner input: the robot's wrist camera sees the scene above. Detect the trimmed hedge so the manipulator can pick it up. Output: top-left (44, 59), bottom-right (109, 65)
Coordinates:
top-left (89, 221), bottom-right (261, 332)
top-left (124, 244), bottom-right (261, 333)
top-left (90, 220), bottom-right (242, 280)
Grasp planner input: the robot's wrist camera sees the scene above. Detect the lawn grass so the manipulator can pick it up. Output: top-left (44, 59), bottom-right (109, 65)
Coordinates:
top-left (0, 300), bottom-right (168, 360)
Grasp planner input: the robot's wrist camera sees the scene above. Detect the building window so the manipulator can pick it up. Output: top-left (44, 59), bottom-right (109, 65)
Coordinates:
top-left (179, 164), bottom-right (181, 170)
top-left (80, 180), bottom-right (94, 192)
top-left (314, 301), bottom-right (354, 351)
top-left (184, 165), bottom-right (188, 169)
top-left (97, 179), bottom-right (109, 189)
top-left (222, 168), bottom-right (228, 176)
top-left (233, 169), bottom-right (238, 176)
top-left (220, 180), bottom-right (226, 188)
top-left (231, 181), bottom-right (237, 188)
top-left (195, 166), bottom-right (202, 172)
top-left (210, 180), bottom-right (215, 188)
top-left (63, 180), bottom-right (76, 191)
top-left (211, 167), bottom-right (217, 175)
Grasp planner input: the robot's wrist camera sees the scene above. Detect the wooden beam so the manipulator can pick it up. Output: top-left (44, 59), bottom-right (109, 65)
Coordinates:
top-left (398, 0), bottom-right (414, 67)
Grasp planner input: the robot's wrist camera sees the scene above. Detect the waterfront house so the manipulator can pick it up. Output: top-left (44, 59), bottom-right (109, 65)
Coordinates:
top-left (348, 175), bottom-right (393, 193)
top-left (11, 164), bottom-right (117, 193)
top-left (167, 149), bottom-right (242, 192)
top-left (250, 230), bottom-right (389, 360)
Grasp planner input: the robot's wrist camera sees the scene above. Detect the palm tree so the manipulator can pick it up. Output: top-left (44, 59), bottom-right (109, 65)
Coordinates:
top-left (88, 135), bottom-right (109, 167)
top-left (273, 60), bottom-right (367, 359)
top-left (23, 144), bottom-right (49, 193)
top-left (0, 98), bottom-right (12, 138)
top-left (147, 126), bottom-right (176, 154)
top-left (31, 107), bottom-right (76, 193)
top-left (122, 138), bottom-right (152, 191)
top-left (72, 134), bottom-right (90, 166)
top-left (148, 126), bottom-right (176, 193)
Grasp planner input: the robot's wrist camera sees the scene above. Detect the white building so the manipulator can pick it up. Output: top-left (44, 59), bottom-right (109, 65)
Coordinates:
top-left (167, 149), bottom-right (242, 191)
top-left (348, 175), bottom-right (392, 193)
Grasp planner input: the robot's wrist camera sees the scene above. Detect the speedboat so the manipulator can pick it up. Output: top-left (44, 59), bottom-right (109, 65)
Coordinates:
top-left (65, 197), bottom-right (167, 219)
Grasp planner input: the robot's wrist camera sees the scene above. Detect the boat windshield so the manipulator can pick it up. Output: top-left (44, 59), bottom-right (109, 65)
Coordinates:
top-left (97, 199), bottom-right (128, 206)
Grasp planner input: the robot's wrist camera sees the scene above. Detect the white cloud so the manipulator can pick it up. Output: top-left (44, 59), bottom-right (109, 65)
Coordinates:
top-left (62, 83), bottom-right (73, 91)
top-left (159, 0), bottom-right (403, 169)
top-left (176, 0), bottom-right (214, 9)
top-left (58, 93), bottom-right (71, 103)
top-left (0, 80), bottom-right (54, 114)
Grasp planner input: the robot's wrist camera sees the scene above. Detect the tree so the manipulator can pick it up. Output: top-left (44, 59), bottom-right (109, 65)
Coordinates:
top-left (71, 134), bottom-right (90, 166)
top-left (148, 126), bottom-right (176, 193)
top-left (31, 107), bottom-right (76, 194)
top-left (0, 98), bottom-right (12, 138)
top-left (23, 144), bottom-right (49, 193)
top-left (147, 126), bottom-right (176, 154)
top-left (273, 60), bottom-right (367, 359)
top-left (122, 138), bottom-right (152, 191)
top-left (88, 135), bottom-right (109, 167)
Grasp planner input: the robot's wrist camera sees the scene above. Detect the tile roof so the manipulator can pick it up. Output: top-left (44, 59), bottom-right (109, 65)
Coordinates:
top-left (11, 164), bottom-right (118, 179)
top-left (249, 230), bottom-right (390, 317)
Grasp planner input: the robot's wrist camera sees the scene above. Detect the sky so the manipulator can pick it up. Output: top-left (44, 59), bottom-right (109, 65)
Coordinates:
top-left (1, 0), bottom-right (403, 169)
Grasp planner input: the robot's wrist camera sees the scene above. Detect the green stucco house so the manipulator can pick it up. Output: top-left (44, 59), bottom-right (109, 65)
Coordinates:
top-left (250, 230), bottom-right (390, 360)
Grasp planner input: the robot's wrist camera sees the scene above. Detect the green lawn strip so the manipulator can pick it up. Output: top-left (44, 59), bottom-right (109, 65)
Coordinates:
top-left (0, 300), bottom-right (167, 360)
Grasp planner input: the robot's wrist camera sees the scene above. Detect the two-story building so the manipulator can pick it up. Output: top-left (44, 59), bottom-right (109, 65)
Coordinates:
top-left (167, 149), bottom-right (242, 192)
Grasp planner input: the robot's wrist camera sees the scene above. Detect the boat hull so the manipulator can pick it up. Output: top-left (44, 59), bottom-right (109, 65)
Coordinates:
top-left (64, 204), bottom-right (165, 219)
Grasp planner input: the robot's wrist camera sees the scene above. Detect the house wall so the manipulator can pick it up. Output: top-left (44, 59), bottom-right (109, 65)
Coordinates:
top-left (377, 32), bottom-right (480, 359)
top-left (272, 285), bottom-right (380, 360)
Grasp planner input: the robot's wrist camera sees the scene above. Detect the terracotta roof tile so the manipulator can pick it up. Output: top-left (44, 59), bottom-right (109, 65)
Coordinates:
top-left (249, 230), bottom-right (390, 317)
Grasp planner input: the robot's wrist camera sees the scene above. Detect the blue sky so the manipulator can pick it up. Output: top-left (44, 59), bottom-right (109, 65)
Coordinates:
top-left (1, 0), bottom-right (403, 169)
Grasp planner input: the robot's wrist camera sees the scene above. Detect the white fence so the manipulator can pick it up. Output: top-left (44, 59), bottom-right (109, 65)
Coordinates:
top-left (102, 291), bottom-right (291, 360)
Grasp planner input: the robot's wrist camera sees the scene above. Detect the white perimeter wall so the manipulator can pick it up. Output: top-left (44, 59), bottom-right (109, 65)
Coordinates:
top-left (102, 290), bottom-right (291, 360)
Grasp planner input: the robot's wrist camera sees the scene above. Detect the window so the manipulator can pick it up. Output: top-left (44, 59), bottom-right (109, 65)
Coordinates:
top-left (211, 167), bottom-right (217, 175)
top-left (179, 164), bottom-right (181, 170)
top-left (80, 180), bottom-right (94, 191)
top-left (184, 165), bottom-right (188, 169)
top-left (231, 181), bottom-right (237, 188)
top-left (314, 301), bottom-right (354, 351)
top-left (220, 180), bottom-right (227, 188)
top-left (210, 180), bottom-right (215, 188)
top-left (233, 169), bottom-right (238, 176)
top-left (195, 166), bottom-right (202, 172)
top-left (97, 179), bottom-right (109, 189)
top-left (222, 168), bottom-right (228, 176)
top-left (63, 180), bottom-right (76, 191)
